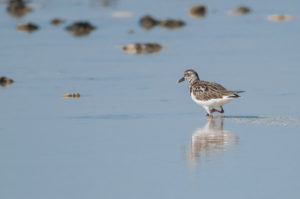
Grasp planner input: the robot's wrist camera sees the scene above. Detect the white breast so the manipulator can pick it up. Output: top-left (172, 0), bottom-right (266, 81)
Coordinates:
top-left (191, 92), bottom-right (233, 108)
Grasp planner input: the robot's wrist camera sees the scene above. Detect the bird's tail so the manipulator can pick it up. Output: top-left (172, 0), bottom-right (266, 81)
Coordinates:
top-left (226, 90), bottom-right (245, 98)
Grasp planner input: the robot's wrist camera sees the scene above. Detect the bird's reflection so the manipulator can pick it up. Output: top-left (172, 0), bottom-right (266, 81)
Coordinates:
top-left (188, 117), bottom-right (239, 166)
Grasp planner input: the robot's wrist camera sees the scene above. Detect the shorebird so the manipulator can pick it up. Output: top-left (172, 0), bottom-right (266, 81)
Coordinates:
top-left (178, 69), bottom-right (244, 117)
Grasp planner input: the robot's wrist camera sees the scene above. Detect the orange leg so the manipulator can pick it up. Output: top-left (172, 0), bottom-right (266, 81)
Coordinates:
top-left (211, 106), bottom-right (224, 114)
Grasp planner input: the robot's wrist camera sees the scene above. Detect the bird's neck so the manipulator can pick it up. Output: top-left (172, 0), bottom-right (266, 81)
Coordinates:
top-left (188, 77), bottom-right (199, 94)
top-left (188, 77), bottom-right (199, 85)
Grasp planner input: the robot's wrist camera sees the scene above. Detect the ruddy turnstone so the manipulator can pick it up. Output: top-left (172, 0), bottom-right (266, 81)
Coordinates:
top-left (178, 69), bottom-right (244, 117)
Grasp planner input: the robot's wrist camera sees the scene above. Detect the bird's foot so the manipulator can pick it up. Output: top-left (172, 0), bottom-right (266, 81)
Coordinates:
top-left (211, 108), bottom-right (224, 114)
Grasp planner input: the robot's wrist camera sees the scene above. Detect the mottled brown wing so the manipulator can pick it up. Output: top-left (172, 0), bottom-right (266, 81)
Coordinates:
top-left (208, 81), bottom-right (227, 91)
top-left (191, 81), bottom-right (225, 101)
top-left (200, 81), bottom-right (244, 96)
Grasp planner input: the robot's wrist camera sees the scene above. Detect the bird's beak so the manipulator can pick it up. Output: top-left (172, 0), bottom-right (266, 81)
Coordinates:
top-left (178, 77), bottom-right (185, 83)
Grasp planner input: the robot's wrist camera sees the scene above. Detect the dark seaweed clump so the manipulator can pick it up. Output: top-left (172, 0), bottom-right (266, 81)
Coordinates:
top-left (189, 5), bottom-right (206, 17)
top-left (159, 19), bottom-right (185, 29)
top-left (7, 0), bottom-right (32, 18)
top-left (229, 6), bottom-right (251, 15)
top-left (139, 15), bottom-right (159, 30)
top-left (122, 43), bottom-right (163, 54)
top-left (51, 18), bottom-right (65, 26)
top-left (65, 21), bottom-right (97, 36)
top-left (17, 22), bottom-right (39, 33)
top-left (139, 15), bottom-right (185, 30)
top-left (0, 77), bottom-right (14, 87)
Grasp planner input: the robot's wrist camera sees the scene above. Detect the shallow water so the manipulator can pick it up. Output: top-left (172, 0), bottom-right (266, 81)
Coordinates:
top-left (1, 0), bottom-right (300, 199)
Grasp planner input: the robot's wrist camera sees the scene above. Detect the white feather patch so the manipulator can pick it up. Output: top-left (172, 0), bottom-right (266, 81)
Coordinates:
top-left (191, 93), bottom-right (234, 108)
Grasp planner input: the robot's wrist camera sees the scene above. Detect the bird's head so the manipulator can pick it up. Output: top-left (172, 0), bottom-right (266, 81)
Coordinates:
top-left (178, 69), bottom-right (199, 83)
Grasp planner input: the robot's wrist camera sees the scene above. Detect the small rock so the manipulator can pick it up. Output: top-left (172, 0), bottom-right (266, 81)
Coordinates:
top-left (0, 77), bottom-right (14, 87)
top-left (159, 19), bottom-right (185, 29)
top-left (122, 43), bottom-right (163, 54)
top-left (189, 5), bottom-right (206, 17)
top-left (7, 0), bottom-right (32, 18)
top-left (17, 22), bottom-right (39, 33)
top-left (139, 15), bottom-right (159, 30)
top-left (267, 14), bottom-right (294, 22)
top-left (51, 18), bottom-right (65, 25)
top-left (62, 93), bottom-right (80, 98)
top-left (228, 6), bottom-right (251, 16)
top-left (65, 21), bottom-right (96, 36)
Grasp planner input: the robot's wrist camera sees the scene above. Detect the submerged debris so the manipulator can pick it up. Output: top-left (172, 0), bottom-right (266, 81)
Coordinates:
top-left (0, 77), bottom-right (14, 87)
top-left (128, 29), bottom-right (135, 34)
top-left (65, 21), bottom-right (96, 36)
top-left (92, 0), bottom-right (118, 7)
top-left (6, 0), bottom-right (32, 18)
top-left (189, 5), bottom-right (206, 17)
top-left (122, 43), bottom-right (163, 54)
top-left (139, 15), bottom-right (159, 30)
top-left (51, 18), bottom-right (65, 26)
top-left (267, 14), bottom-right (294, 22)
top-left (228, 6), bottom-right (251, 16)
top-left (159, 19), bottom-right (185, 29)
top-left (62, 93), bottom-right (80, 98)
top-left (17, 22), bottom-right (39, 33)
top-left (139, 15), bottom-right (185, 30)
